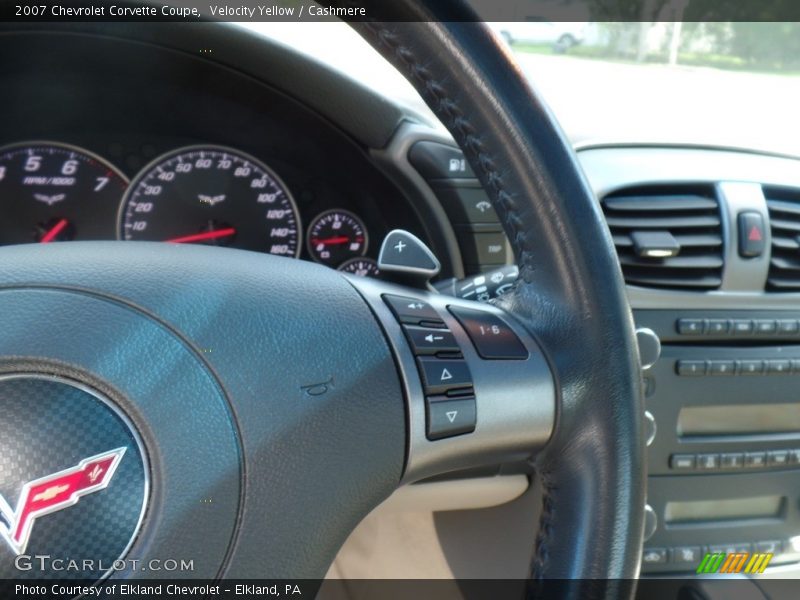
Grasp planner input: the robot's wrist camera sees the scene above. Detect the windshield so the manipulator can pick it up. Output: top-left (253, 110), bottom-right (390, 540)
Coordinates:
top-left (243, 21), bottom-right (800, 157)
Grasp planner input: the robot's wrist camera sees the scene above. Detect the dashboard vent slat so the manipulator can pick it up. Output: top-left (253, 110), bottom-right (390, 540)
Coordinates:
top-left (601, 185), bottom-right (724, 291)
top-left (602, 195), bottom-right (718, 212)
top-left (766, 186), bottom-right (800, 291)
top-left (604, 215), bottom-right (720, 229)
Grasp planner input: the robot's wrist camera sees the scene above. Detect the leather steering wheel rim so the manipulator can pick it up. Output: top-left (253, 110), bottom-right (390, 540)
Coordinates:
top-left (0, 10), bottom-right (645, 597)
top-left (348, 0), bottom-right (647, 587)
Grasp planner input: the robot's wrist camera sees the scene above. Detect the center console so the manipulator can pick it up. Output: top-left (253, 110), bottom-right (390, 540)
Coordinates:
top-left (576, 144), bottom-right (800, 577)
top-left (636, 310), bottom-right (800, 573)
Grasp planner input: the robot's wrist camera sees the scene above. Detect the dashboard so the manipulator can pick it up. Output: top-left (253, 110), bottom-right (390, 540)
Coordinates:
top-left (6, 20), bottom-right (800, 590)
top-left (0, 27), bottom-right (440, 280)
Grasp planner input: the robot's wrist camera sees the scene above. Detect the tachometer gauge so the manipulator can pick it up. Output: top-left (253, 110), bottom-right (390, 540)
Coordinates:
top-left (338, 257), bottom-right (380, 278)
top-left (119, 146), bottom-right (301, 257)
top-left (0, 142), bottom-right (128, 245)
top-left (307, 209), bottom-right (368, 266)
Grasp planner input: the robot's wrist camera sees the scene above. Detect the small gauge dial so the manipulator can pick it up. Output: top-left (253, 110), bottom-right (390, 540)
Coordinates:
top-left (307, 209), bottom-right (368, 266)
top-left (119, 146), bottom-right (301, 257)
top-left (0, 142), bottom-right (128, 245)
top-left (338, 257), bottom-right (380, 278)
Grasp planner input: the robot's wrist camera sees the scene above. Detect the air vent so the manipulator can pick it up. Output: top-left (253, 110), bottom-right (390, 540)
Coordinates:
top-left (601, 186), bottom-right (724, 290)
top-left (765, 186), bottom-right (800, 291)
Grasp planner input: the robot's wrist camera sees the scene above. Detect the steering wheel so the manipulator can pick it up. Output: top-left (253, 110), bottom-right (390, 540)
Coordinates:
top-left (0, 0), bottom-right (645, 597)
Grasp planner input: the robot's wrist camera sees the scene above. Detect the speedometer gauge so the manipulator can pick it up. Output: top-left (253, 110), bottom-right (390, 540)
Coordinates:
top-left (119, 146), bottom-right (301, 257)
top-left (0, 142), bottom-right (128, 245)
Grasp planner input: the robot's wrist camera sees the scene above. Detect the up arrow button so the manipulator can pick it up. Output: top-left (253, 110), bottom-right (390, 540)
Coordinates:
top-left (417, 357), bottom-right (473, 395)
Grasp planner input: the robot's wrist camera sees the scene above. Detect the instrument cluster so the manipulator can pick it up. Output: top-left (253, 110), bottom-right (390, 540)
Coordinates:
top-left (0, 141), bottom-right (382, 277)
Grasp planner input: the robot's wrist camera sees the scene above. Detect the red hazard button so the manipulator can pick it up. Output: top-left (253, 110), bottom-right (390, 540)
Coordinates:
top-left (738, 211), bottom-right (766, 258)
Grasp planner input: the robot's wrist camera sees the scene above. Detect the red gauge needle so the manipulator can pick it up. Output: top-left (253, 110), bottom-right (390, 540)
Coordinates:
top-left (167, 228), bottom-right (237, 244)
top-left (313, 236), bottom-right (350, 246)
top-left (40, 218), bottom-right (69, 244)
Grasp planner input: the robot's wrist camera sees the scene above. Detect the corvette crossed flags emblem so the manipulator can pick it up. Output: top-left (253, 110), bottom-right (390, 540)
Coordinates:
top-left (0, 447), bottom-right (126, 555)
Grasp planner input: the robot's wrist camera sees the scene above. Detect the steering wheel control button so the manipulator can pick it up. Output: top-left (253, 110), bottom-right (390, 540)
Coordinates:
top-left (738, 211), bottom-right (767, 257)
top-left (448, 306), bottom-right (528, 360)
top-left (403, 326), bottom-right (460, 356)
top-left (383, 294), bottom-right (444, 327)
top-left (378, 230), bottom-right (441, 284)
top-left (417, 357), bottom-right (473, 395)
top-left (426, 396), bottom-right (477, 440)
top-left (408, 141), bottom-right (475, 180)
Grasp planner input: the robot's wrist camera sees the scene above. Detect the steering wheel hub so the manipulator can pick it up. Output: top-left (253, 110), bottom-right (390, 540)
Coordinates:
top-left (0, 375), bottom-right (147, 581)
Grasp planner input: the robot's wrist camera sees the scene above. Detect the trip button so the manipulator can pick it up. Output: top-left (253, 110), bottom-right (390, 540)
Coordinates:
top-left (426, 396), bottom-right (477, 440)
top-left (383, 294), bottom-right (444, 326)
top-left (403, 326), bottom-right (460, 356)
top-left (732, 319), bottom-right (754, 335)
top-left (417, 357), bottom-right (473, 395)
top-left (448, 306), bottom-right (528, 359)
top-left (457, 231), bottom-right (510, 265)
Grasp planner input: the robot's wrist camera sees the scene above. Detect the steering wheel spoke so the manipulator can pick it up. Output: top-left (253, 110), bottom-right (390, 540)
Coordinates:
top-left (348, 275), bottom-right (556, 482)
